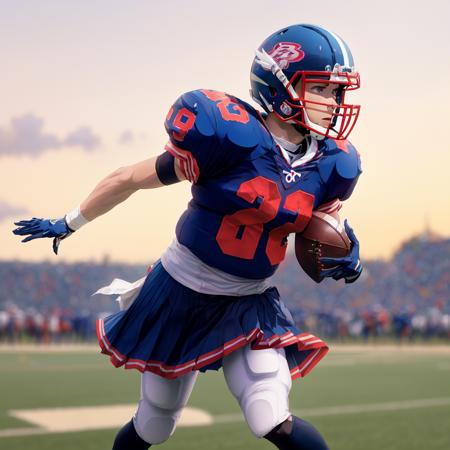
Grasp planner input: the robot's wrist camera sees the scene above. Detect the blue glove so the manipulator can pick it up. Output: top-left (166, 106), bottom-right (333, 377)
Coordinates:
top-left (12, 217), bottom-right (74, 255)
top-left (319, 219), bottom-right (362, 283)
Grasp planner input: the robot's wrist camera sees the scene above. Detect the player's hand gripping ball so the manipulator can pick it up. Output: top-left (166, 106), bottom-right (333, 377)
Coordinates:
top-left (12, 217), bottom-right (74, 255)
top-left (295, 215), bottom-right (362, 283)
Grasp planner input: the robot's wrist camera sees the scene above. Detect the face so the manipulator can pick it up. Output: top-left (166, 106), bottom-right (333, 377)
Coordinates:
top-left (298, 81), bottom-right (342, 128)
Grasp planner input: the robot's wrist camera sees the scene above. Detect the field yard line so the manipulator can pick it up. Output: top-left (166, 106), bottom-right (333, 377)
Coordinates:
top-left (213, 397), bottom-right (450, 424)
top-left (7, 405), bottom-right (212, 433)
top-left (0, 428), bottom-right (48, 438)
top-left (1, 397), bottom-right (450, 438)
top-left (298, 397), bottom-right (450, 417)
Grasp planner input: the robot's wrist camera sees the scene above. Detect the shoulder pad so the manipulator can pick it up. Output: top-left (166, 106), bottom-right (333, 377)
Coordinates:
top-left (166, 90), bottom-right (216, 140)
top-left (197, 90), bottom-right (270, 154)
top-left (165, 90), bottom-right (270, 181)
top-left (318, 139), bottom-right (362, 201)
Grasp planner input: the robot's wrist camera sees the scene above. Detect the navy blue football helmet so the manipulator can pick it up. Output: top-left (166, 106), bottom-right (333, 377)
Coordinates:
top-left (250, 24), bottom-right (360, 140)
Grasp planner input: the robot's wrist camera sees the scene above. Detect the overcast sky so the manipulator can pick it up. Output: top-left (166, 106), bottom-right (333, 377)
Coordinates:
top-left (1, 0), bottom-right (449, 264)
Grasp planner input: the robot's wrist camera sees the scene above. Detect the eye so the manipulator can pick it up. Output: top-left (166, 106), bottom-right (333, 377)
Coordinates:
top-left (311, 85), bottom-right (325, 93)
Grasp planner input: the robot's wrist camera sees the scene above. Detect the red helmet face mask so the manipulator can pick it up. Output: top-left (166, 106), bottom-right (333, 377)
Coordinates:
top-left (279, 69), bottom-right (361, 140)
top-left (251, 25), bottom-right (362, 140)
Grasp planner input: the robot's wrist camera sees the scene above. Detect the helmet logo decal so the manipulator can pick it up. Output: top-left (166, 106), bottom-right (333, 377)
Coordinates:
top-left (280, 102), bottom-right (292, 115)
top-left (267, 42), bottom-right (305, 69)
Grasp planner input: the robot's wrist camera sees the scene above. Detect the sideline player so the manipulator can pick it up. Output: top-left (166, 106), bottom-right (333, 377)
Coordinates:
top-left (13, 24), bottom-right (363, 450)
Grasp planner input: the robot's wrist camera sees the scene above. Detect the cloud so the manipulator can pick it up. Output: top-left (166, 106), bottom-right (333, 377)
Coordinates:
top-left (0, 114), bottom-right (101, 157)
top-left (0, 201), bottom-right (29, 223)
top-left (118, 130), bottom-right (135, 146)
top-left (63, 127), bottom-right (100, 150)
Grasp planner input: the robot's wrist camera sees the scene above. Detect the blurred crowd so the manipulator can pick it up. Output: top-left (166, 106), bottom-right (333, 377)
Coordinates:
top-left (277, 232), bottom-right (450, 341)
top-left (1, 233), bottom-right (449, 343)
top-left (0, 259), bottom-right (143, 343)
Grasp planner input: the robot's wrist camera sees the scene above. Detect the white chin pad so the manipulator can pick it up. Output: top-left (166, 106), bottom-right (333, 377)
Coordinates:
top-left (223, 345), bottom-right (292, 437)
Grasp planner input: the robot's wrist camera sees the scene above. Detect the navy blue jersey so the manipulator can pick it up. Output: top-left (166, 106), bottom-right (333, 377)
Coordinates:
top-left (164, 90), bottom-right (361, 279)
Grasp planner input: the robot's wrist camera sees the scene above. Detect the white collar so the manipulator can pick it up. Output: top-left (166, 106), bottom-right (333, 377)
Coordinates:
top-left (272, 134), bottom-right (300, 154)
top-left (272, 134), bottom-right (319, 168)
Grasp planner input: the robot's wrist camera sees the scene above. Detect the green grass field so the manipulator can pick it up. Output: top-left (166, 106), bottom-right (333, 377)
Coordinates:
top-left (1, 345), bottom-right (449, 450)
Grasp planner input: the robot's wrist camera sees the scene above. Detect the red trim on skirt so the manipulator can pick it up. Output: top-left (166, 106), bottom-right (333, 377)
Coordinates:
top-left (96, 319), bottom-right (328, 380)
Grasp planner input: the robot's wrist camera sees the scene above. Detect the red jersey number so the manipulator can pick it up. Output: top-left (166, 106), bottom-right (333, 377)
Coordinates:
top-left (216, 177), bottom-right (280, 259)
top-left (266, 190), bottom-right (314, 265)
top-left (202, 90), bottom-right (250, 124)
top-left (166, 107), bottom-right (196, 141)
top-left (216, 177), bottom-right (314, 264)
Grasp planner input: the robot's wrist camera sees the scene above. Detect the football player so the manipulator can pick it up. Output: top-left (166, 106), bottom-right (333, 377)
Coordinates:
top-left (13, 24), bottom-right (363, 450)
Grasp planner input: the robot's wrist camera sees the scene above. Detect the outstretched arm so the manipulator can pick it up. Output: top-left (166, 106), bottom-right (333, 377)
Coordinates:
top-left (13, 153), bottom-right (186, 254)
top-left (79, 155), bottom-right (185, 221)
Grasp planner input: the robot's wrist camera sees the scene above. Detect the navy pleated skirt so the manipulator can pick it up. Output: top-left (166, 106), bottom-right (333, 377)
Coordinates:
top-left (96, 261), bottom-right (328, 380)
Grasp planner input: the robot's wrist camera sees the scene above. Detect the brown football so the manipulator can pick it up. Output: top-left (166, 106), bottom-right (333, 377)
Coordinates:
top-left (295, 212), bottom-right (351, 283)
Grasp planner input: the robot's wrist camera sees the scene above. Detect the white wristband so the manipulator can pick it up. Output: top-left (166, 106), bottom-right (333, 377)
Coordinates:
top-left (65, 206), bottom-right (89, 231)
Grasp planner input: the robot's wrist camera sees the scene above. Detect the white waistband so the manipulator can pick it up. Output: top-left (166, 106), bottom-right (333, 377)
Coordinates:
top-left (160, 239), bottom-right (271, 296)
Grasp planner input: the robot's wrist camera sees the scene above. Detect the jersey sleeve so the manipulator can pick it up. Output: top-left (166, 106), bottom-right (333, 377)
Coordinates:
top-left (164, 90), bottom-right (262, 183)
top-left (164, 91), bottom-right (215, 183)
top-left (317, 139), bottom-right (362, 205)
